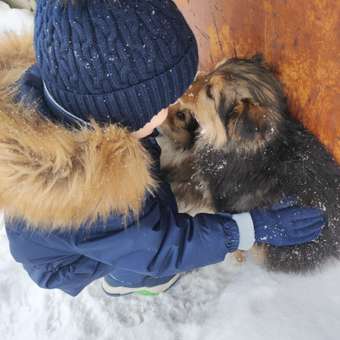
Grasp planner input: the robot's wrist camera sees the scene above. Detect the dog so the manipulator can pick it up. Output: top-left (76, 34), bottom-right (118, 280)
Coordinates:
top-left (158, 55), bottom-right (340, 272)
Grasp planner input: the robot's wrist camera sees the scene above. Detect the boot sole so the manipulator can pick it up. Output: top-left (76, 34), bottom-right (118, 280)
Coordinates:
top-left (102, 274), bottom-right (180, 297)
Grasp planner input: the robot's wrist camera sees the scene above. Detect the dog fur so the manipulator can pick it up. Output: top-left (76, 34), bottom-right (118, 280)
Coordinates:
top-left (159, 56), bottom-right (340, 273)
top-left (0, 34), bottom-right (156, 230)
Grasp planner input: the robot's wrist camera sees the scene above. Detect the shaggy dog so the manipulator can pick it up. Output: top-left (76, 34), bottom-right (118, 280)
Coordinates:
top-left (158, 56), bottom-right (340, 272)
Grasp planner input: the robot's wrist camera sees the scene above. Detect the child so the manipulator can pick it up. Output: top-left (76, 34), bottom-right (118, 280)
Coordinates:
top-left (1, 0), bottom-right (325, 297)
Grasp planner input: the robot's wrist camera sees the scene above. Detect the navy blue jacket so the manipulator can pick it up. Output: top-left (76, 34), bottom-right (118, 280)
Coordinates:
top-left (3, 63), bottom-right (240, 296)
top-left (6, 177), bottom-right (239, 296)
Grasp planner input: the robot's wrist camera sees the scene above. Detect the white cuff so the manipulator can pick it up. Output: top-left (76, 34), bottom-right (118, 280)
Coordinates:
top-left (232, 212), bottom-right (255, 251)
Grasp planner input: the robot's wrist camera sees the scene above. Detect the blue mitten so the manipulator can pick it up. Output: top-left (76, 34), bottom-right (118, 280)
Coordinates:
top-left (251, 205), bottom-right (325, 247)
top-left (232, 201), bottom-right (326, 250)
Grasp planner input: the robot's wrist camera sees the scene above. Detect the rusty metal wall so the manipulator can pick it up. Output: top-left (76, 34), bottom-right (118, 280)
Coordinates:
top-left (175, 0), bottom-right (340, 163)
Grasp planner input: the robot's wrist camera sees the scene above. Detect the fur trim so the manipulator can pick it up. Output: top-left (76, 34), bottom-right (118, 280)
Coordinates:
top-left (0, 34), bottom-right (156, 230)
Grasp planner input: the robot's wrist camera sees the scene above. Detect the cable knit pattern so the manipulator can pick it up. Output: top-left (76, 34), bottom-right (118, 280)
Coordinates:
top-left (34, 0), bottom-right (198, 130)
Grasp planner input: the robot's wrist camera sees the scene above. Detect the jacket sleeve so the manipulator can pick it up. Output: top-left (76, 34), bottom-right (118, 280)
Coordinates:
top-left (74, 194), bottom-right (240, 279)
top-left (6, 190), bottom-right (240, 297)
top-left (5, 224), bottom-right (115, 296)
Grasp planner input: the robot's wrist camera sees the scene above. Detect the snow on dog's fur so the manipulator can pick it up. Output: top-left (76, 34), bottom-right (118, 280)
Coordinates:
top-left (159, 56), bottom-right (340, 272)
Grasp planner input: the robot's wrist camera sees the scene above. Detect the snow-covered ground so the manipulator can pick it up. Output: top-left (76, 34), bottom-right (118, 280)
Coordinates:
top-left (1, 4), bottom-right (340, 340)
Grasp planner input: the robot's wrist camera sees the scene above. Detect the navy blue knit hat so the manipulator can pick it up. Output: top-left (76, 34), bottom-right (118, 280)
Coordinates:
top-left (34, 0), bottom-right (198, 130)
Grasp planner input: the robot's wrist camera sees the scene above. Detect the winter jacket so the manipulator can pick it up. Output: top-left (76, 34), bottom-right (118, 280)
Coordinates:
top-left (1, 34), bottom-right (240, 296)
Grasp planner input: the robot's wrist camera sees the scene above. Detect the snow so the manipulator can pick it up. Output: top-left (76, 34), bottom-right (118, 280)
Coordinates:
top-left (1, 5), bottom-right (340, 340)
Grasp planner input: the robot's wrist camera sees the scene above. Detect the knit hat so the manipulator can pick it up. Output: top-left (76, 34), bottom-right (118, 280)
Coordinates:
top-left (34, 0), bottom-right (199, 130)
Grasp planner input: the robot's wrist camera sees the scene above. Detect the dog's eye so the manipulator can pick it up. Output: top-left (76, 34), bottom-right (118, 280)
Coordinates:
top-left (206, 84), bottom-right (214, 100)
top-left (176, 111), bottom-right (186, 121)
top-left (227, 103), bottom-right (237, 116)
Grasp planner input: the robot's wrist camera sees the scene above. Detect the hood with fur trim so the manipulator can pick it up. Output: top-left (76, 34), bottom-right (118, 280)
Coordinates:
top-left (0, 34), bottom-right (156, 230)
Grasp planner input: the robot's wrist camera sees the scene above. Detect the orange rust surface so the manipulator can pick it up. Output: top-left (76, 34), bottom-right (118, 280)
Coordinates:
top-left (175, 0), bottom-right (340, 163)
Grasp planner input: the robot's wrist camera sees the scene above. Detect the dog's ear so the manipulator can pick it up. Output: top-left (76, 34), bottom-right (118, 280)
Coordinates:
top-left (233, 98), bottom-right (270, 139)
top-left (250, 54), bottom-right (279, 76)
top-left (250, 54), bottom-right (265, 65)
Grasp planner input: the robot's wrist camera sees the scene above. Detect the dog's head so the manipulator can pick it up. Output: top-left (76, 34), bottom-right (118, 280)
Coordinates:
top-left (161, 55), bottom-right (287, 153)
top-left (159, 73), bottom-right (206, 149)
